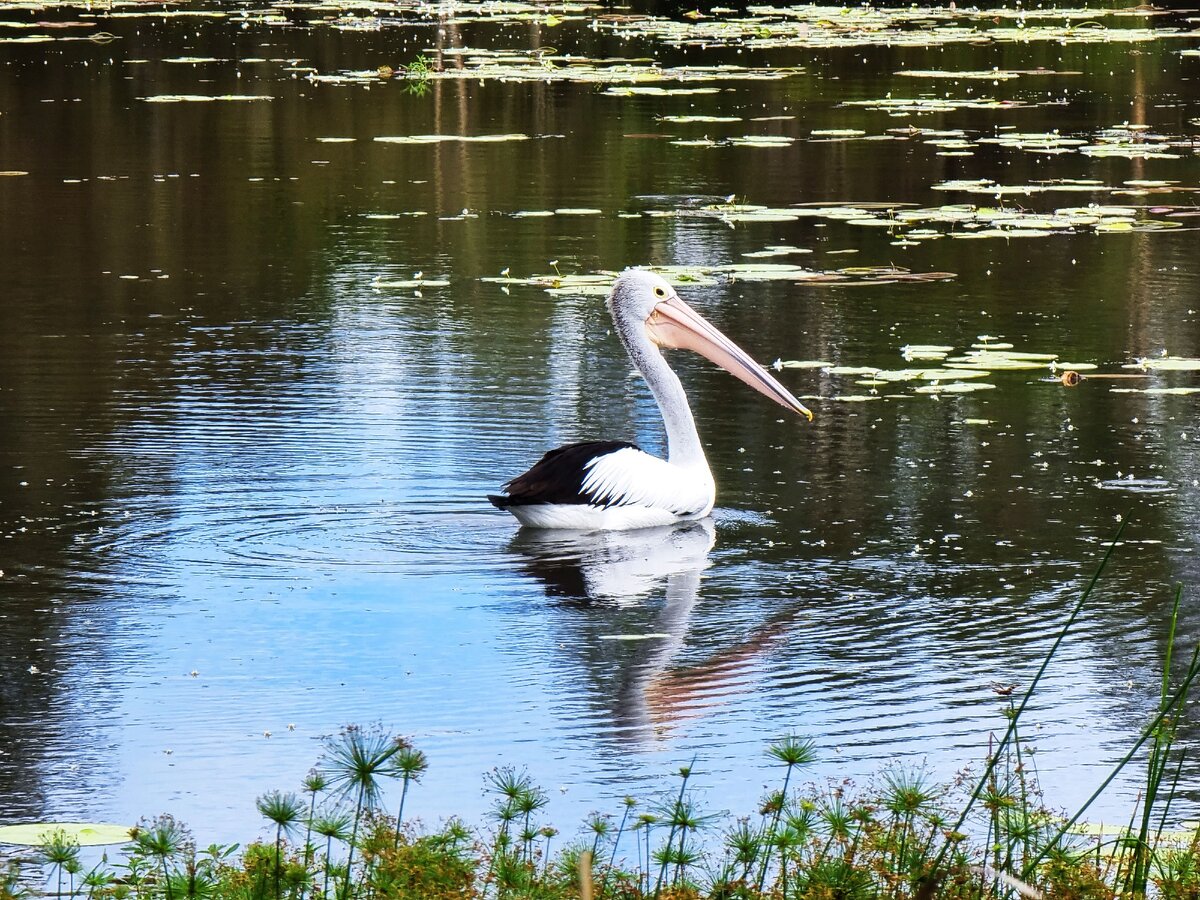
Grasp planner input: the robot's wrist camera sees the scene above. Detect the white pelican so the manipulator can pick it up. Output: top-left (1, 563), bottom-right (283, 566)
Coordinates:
top-left (489, 269), bottom-right (812, 530)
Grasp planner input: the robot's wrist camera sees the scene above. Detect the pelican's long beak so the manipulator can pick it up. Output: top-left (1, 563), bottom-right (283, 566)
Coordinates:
top-left (646, 294), bottom-right (814, 421)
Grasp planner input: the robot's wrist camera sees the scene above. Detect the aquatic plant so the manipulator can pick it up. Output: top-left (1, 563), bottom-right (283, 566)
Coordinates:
top-left (131, 815), bottom-right (192, 900)
top-left (310, 812), bottom-right (353, 900)
top-left (387, 740), bottom-right (428, 847)
top-left (36, 829), bottom-right (80, 899)
top-left (255, 790), bottom-right (304, 900)
top-left (11, 530), bottom-right (1200, 900)
top-left (756, 734), bottom-right (816, 891)
top-left (364, 823), bottom-right (477, 900)
top-left (651, 761), bottom-right (707, 895)
top-left (318, 725), bottom-right (403, 900)
top-left (597, 797), bottom-right (635, 896)
top-left (298, 770), bottom-right (328, 900)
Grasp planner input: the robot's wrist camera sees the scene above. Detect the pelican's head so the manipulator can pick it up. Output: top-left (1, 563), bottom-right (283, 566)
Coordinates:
top-left (607, 268), bottom-right (813, 421)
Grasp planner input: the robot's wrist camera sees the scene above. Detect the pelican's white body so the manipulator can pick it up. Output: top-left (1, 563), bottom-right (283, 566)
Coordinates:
top-left (506, 447), bottom-right (716, 530)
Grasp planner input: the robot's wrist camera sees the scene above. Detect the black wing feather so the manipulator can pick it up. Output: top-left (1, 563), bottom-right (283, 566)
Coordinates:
top-left (489, 440), bottom-right (640, 508)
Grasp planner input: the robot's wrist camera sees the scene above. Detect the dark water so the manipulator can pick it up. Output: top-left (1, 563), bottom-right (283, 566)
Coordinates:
top-left (1, 1), bottom-right (1200, 844)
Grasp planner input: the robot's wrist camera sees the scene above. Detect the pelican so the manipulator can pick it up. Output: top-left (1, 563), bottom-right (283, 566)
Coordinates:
top-left (489, 269), bottom-right (812, 530)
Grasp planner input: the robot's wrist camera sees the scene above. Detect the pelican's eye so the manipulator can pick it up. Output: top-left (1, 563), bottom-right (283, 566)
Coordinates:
top-left (653, 286), bottom-right (667, 298)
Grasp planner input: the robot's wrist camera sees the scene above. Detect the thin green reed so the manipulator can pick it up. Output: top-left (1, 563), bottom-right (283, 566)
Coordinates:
top-left (653, 759), bottom-right (695, 897)
top-left (599, 797), bottom-right (636, 897)
top-left (1129, 583), bottom-right (1185, 895)
top-left (1023, 638), bottom-right (1200, 881)
top-left (756, 735), bottom-right (815, 893)
top-left (256, 790), bottom-right (304, 900)
top-left (928, 520), bottom-right (1127, 878)
top-left (37, 829), bottom-right (80, 900)
top-left (299, 770), bottom-right (328, 900)
top-left (389, 742), bottom-right (428, 850)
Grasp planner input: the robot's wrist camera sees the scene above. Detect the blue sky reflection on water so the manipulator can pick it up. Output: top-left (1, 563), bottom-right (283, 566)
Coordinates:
top-left (39, 270), bottom-right (1191, 839)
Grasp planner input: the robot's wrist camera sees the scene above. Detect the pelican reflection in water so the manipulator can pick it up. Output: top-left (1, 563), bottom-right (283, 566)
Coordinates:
top-left (511, 521), bottom-right (789, 742)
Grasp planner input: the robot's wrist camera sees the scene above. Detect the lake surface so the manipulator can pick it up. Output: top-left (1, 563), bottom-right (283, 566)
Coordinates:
top-left (2, 0), bottom-right (1200, 845)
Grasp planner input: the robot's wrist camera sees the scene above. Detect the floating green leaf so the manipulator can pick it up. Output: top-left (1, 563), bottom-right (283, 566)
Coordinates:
top-left (774, 359), bottom-right (834, 369)
top-left (658, 114), bottom-right (742, 123)
top-left (915, 382), bottom-right (997, 394)
top-left (372, 277), bottom-right (450, 289)
top-left (0, 823), bottom-right (131, 847)
top-left (743, 245), bottom-right (812, 258)
top-left (141, 94), bottom-right (273, 103)
top-left (599, 633), bottom-right (671, 641)
top-left (374, 134), bottom-right (530, 144)
top-left (901, 344), bottom-right (954, 361)
top-left (841, 97), bottom-right (1029, 114)
top-left (1131, 357), bottom-right (1200, 371)
top-left (603, 86), bottom-right (721, 96)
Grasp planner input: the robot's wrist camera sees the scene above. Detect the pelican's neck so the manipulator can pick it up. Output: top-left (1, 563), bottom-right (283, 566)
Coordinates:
top-left (626, 336), bottom-right (709, 471)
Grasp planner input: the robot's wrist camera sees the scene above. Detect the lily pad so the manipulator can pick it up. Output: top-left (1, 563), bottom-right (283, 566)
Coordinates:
top-left (729, 135), bottom-right (795, 147)
top-left (603, 86), bottom-right (720, 96)
top-left (1097, 478), bottom-right (1175, 494)
top-left (0, 822), bottom-right (132, 847)
top-left (773, 359), bottom-right (834, 369)
top-left (901, 344), bottom-right (955, 361)
top-left (372, 277), bottom-right (450, 289)
top-left (915, 382), bottom-right (997, 394)
top-left (742, 245), bottom-right (812, 258)
top-left (658, 115), bottom-right (742, 123)
top-left (897, 69), bottom-right (1021, 80)
top-left (375, 134), bottom-right (530, 144)
top-left (142, 94), bottom-right (274, 103)
top-left (1131, 357), bottom-right (1200, 371)
top-left (599, 633), bottom-right (671, 641)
